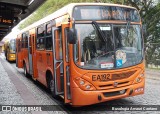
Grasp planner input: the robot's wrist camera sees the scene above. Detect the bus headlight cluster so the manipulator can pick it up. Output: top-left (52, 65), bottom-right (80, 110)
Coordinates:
top-left (133, 72), bottom-right (144, 84)
top-left (85, 85), bottom-right (91, 90)
top-left (75, 77), bottom-right (96, 91)
top-left (80, 80), bottom-right (85, 85)
top-left (136, 77), bottom-right (141, 83)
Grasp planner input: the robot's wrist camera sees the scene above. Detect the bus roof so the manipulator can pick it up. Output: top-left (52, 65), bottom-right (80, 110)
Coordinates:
top-left (19, 3), bottom-right (137, 34)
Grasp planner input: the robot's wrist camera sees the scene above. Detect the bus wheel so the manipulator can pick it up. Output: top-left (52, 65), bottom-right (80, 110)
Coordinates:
top-left (24, 63), bottom-right (29, 77)
top-left (47, 74), bottom-right (57, 98)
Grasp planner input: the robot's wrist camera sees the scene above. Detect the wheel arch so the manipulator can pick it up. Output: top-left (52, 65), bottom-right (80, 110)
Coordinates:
top-left (46, 69), bottom-right (53, 87)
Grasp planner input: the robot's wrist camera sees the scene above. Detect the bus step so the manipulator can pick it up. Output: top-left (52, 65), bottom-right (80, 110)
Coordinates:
top-left (56, 92), bottom-right (64, 95)
top-left (59, 95), bottom-right (64, 99)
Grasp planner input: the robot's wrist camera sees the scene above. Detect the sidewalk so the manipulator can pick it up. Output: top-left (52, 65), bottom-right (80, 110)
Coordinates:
top-left (0, 57), bottom-right (48, 114)
top-left (0, 58), bottom-right (24, 105)
top-left (146, 69), bottom-right (160, 80)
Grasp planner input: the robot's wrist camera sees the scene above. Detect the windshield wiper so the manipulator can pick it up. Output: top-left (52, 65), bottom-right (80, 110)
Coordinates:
top-left (125, 9), bottom-right (131, 38)
top-left (126, 20), bottom-right (131, 37)
top-left (92, 21), bottom-right (107, 42)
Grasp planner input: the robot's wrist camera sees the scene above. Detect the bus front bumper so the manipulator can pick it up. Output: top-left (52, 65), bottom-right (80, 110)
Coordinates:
top-left (8, 54), bottom-right (16, 61)
top-left (71, 80), bottom-right (144, 106)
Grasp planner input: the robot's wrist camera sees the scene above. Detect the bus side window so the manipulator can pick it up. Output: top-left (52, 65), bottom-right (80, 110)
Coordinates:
top-left (55, 29), bottom-right (62, 60)
top-left (22, 34), bottom-right (25, 48)
top-left (37, 26), bottom-right (45, 50)
top-left (19, 39), bottom-right (22, 50)
top-left (46, 23), bottom-right (52, 50)
top-left (29, 35), bottom-right (32, 54)
top-left (65, 28), bottom-right (69, 62)
top-left (25, 32), bottom-right (29, 48)
top-left (22, 32), bottom-right (28, 49)
top-left (16, 40), bottom-right (19, 52)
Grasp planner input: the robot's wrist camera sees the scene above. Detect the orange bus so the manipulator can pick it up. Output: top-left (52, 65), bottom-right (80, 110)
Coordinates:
top-left (4, 39), bottom-right (16, 61)
top-left (16, 3), bottom-right (145, 106)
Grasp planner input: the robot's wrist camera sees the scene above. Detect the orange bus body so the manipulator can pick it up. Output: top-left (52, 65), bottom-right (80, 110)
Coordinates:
top-left (16, 3), bottom-right (145, 106)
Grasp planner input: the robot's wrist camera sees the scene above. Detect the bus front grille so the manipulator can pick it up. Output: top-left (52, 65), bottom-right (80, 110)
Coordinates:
top-left (98, 81), bottom-right (131, 90)
top-left (103, 89), bottom-right (127, 97)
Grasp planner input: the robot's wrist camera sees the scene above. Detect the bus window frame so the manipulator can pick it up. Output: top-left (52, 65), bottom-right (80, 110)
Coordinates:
top-left (22, 32), bottom-right (29, 49)
top-left (73, 22), bottom-right (143, 70)
top-left (22, 33), bottom-right (25, 48)
top-left (17, 39), bottom-right (21, 52)
top-left (36, 25), bottom-right (45, 50)
top-left (64, 28), bottom-right (69, 62)
top-left (55, 28), bottom-right (63, 60)
top-left (25, 32), bottom-right (29, 49)
top-left (45, 22), bottom-right (53, 51)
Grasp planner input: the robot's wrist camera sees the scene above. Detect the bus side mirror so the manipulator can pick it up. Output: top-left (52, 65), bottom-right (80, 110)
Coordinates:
top-left (67, 28), bottom-right (77, 44)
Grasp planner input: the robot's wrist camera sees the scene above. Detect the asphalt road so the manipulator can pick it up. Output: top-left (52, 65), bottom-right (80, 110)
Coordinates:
top-left (0, 54), bottom-right (160, 114)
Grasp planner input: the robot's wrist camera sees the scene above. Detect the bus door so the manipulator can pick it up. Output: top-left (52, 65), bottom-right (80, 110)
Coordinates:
top-left (52, 24), bottom-right (71, 103)
top-left (16, 38), bottom-right (23, 68)
top-left (28, 35), bottom-right (33, 75)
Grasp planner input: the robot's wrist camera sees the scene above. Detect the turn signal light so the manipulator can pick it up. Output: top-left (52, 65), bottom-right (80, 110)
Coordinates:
top-left (135, 87), bottom-right (144, 93)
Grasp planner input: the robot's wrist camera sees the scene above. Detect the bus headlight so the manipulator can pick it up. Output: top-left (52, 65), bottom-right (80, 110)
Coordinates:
top-left (136, 77), bottom-right (141, 83)
top-left (119, 89), bottom-right (126, 94)
top-left (80, 80), bottom-right (85, 85)
top-left (75, 77), bottom-right (96, 91)
top-left (133, 72), bottom-right (145, 84)
top-left (86, 85), bottom-right (91, 90)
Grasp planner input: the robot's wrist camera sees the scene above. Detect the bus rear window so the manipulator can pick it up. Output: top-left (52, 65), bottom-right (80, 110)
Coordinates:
top-left (73, 6), bottom-right (140, 22)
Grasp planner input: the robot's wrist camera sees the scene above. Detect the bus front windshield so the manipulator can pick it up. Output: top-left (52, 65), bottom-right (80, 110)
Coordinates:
top-left (74, 23), bottom-right (143, 69)
top-left (9, 40), bottom-right (16, 53)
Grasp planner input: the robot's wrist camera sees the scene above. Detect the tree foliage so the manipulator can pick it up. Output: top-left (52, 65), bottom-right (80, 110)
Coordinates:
top-left (19, 0), bottom-right (109, 29)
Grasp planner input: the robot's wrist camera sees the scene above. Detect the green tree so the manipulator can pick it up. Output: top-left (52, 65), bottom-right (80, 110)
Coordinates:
top-left (19, 0), bottom-right (110, 29)
top-left (113, 0), bottom-right (160, 67)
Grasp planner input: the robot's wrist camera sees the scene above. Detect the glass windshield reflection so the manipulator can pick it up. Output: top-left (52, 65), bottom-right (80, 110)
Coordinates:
top-left (9, 39), bottom-right (16, 53)
top-left (74, 24), bottom-right (143, 70)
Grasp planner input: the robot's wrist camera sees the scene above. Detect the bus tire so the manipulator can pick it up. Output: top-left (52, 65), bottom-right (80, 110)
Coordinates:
top-left (47, 74), bottom-right (57, 98)
top-left (24, 63), bottom-right (29, 77)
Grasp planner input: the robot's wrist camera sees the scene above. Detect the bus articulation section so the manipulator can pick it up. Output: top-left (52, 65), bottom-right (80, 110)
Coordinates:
top-left (16, 3), bottom-right (145, 106)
